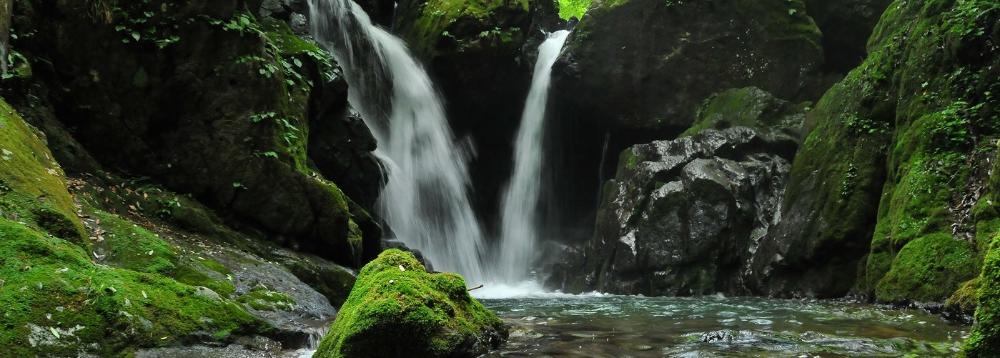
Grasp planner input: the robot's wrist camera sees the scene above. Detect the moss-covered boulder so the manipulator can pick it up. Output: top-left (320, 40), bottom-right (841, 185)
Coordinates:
top-left (966, 230), bottom-right (1000, 356)
top-left (750, 0), bottom-right (999, 299)
top-left (11, 0), bottom-right (380, 267)
top-left (315, 249), bottom-right (506, 358)
top-left (0, 98), bottom-right (84, 241)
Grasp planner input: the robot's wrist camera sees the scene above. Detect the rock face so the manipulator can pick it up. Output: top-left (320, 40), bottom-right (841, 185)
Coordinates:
top-left (549, 88), bottom-right (804, 295)
top-left (552, 0), bottom-right (825, 133)
top-left (966, 147), bottom-right (1000, 356)
top-left (315, 249), bottom-right (507, 358)
top-left (307, 80), bottom-right (385, 211)
top-left (13, 0), bottom-right (381, 267)
top-left (749, 0), bottom-right (999, 299)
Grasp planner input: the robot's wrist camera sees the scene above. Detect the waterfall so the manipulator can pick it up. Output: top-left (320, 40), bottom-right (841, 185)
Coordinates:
top-left (496, 30), bottom-right (571, 282)
top-left (308, 0), bottom-right (487, 282)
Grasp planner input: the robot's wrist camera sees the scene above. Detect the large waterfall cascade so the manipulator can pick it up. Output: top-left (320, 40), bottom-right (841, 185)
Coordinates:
top-left (497, 30), bottom-right (572, 282)
top-left (309, 0), bottom-right (487, 282)
top-left (309, 0), bottom-right (571, 288)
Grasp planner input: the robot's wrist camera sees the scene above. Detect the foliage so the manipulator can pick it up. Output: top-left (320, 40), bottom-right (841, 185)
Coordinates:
top-left (558, 0), bottom-right (592, 20)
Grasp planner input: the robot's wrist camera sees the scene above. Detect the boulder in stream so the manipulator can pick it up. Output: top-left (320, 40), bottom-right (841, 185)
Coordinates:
top-left (315, 249), bottom-right (507, 357)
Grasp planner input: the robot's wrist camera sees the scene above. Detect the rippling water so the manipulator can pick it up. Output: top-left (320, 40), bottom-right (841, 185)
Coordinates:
top-left (480, 296), bottom-right (967, 357)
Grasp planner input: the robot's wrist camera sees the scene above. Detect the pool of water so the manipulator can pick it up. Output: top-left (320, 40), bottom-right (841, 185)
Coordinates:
top-left (480, 295), bottom-right (968, 357)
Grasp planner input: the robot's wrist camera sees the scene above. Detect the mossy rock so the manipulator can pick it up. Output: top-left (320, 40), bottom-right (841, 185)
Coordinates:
top-left (0, 219), bottom-right (267, 356)
top-left (237, 285), bottom-right (297, 311)
top-left (314, 249), bottom-right (506, 358)
top-left (750, 0), bottom-right (1000, 298)
top-left (0, 98), bottom-right (84, 241)
top-left (680, 87), bottom-right (807, 139)
top-left (946, 277), bottom-right (980, 315)
top-left (394, 0), bottom-right (532, 58)
top-left (966, 231), bottom-right (1000, 357)
top-left (875, 233), bottom-right (979, 303)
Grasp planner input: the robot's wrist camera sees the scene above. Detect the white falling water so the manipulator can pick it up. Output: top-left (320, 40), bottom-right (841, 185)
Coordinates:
top-left (496, 30), bottom-right (571, 282)
top-left (308, 0), bottom-right (487, 282)
top-left (1, 41), bottom-right (7, 75)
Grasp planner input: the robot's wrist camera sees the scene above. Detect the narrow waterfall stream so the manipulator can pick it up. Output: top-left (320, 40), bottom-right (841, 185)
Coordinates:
top-left (308, 0), bottom-right (487, 282)
top-left (497, 30), bottom-right (572, 283)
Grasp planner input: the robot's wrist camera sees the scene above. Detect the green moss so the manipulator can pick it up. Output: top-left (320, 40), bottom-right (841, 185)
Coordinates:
top-left (779, 0), bottom-right (998, 300)
top-left (875, 233), bottom-right (979, 302)
top-left (946, 278), bottom-right (981, 315)
top-left (237, 285), bottom-right (297, 312)
top-left (84, 208), bottom-right (236, 297)
top-left (0, 99), bottom-right (84, 240)
top-left (0, 219), bottom-right (266, 356)
top-left (91, 210), bottom-right (176, 274)
top-left (965, 232), bottom-right (1000, 356)
top-left (680, 87), bottom-right (806, 138)
top-left (170, 262), bottom-right (236, 298)
top-left (400, 0), bottom-right (530, 56)
top-left (616, 148), bottom-right (640, 175)
top-left (314, 249), bottom-right (504, 357)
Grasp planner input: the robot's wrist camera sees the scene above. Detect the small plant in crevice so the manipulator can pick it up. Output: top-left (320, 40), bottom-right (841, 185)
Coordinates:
top-left (845, 113), bottom-right (889, 135)
top-left (110, 1), bottom-right (185, 48)
top-left (929, 101), bottom-right (975, 151)
top-left (840, 164), bottom-right (859, 200)
top-left (248, 111), bottom-right (302, 148)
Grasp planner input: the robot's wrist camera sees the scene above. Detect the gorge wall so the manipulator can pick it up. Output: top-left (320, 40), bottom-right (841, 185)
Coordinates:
top-left (549, 0), bottom-right (1000, 320)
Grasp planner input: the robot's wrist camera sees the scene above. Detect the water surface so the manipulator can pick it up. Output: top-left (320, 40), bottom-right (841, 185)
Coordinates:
top-left (481, 295), bottom-right (967, 357)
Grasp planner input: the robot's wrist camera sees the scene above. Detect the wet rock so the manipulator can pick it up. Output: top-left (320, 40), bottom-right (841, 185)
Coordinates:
top-left (194, 286), bottom-right (222, 301)
top-left (550, 88), bottom-right (804, 296)
top-left (270, 247), bottom-right (357, 307)
top-left (562, 128), bottom-right (795, 295)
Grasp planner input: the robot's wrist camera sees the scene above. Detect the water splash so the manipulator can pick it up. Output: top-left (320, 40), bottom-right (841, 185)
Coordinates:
top-left (496, 30), bottom-right (571, 282)
top-left (308, 0), bottom-right (487, 282)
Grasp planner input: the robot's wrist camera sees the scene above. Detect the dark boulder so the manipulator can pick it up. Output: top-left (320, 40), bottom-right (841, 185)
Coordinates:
top-left (552, 0), bottom-right (825, 134)
top-left (550, 88), bottom-right (805, 295)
